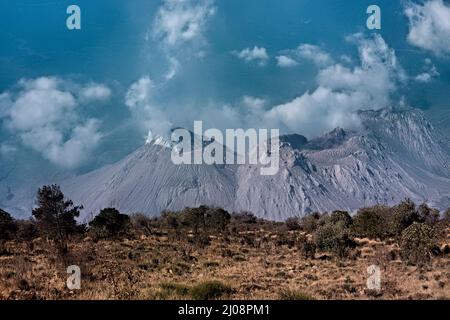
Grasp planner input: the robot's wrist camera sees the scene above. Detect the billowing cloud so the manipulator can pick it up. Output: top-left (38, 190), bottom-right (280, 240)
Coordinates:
top-left (276, 55), bottom-right (299, 67)
top-left (125, 76), bottom-right (173, 139)
top-left (152, 0), bottom-right (216, 82)
top-left (234, 46), bottom-right (269, 66)
top-left (263, 34), bottom-right (405, 137)
top-left (404, 0), bottom-right (450, 55)
top-left (295, 44), bottom-right (333, 67)
top-left (153, 0), bottom-right (216, 47)
top-left (275, 44), bottom-right (333, 69)
top-left (0, 77), bottom-right (109, 168)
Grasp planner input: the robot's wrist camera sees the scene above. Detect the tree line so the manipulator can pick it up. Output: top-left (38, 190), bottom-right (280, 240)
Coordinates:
top-left (1, 184), bottom-right (450, 266)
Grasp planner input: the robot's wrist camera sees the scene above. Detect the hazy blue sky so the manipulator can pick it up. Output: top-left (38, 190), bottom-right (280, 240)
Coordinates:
top-left (0, 0), bottom-right (449, 172)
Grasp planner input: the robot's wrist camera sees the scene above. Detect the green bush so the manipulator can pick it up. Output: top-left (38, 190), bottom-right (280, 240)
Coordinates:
top-left (205, 208), bottom-right (231, 232)
top-left (417, 203), bottom-right (440, 226)
top-left (352, 205), bottom-right (390, 239)
top-left (400, 222), bottom-right (436, 266)
top-left (299, 212), bottom-right (322, 233)
top-left (181, 206), bottom-right (208, 234)
top-left (314, 215), bottom-right (355, 258)
top-left (388, 199), bottom-right (420, 236)
top-left (89, 208), bottom-right (130, 239)
top-left (328, 211), bottom-right (353, 227)
top-left (190, 281), bottom-right (233, 300)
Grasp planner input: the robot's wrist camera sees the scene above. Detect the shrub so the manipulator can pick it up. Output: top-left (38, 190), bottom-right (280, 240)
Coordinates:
top-left (297, 234), bottom-right (316, 259)
top-left (32, 185), bottom-right (82, 253)
top-left (159, 282), bottom-right (190, 296)
top-left (161, 210), bottom-right (180, 236)
top-left (400, 222), bottom-right (436, 266)
top-left (181, 206), bottom-right (208, 235)
top-left (352, 205), bottom-right (390, 239)
top-left (328, 211), bottom-right (353, 227)
top-left (388, 199), bottom-right (420, 236)
top-left (205, 208), bottom-right (231, 232)
top-left (299, 212), bottom-right (322, 233)
top-left (417, 203), bottom-right (440, 226)
top-left (89, 208), bottom-right (130, 239)
top-left (190, 281), bottom-right (233, 300)
top-left (314, 216), bottom-right (355, 258)
top-left (0, 209), bottom-right (16, 240)
top-left (443, 208), bottom-right (450, 225)
top-left (130, 213), bottom-right (156, 235)
top-left (285, 217), bottom-right (301, 231)
top-left (232, 212), bottom-right (257, 224)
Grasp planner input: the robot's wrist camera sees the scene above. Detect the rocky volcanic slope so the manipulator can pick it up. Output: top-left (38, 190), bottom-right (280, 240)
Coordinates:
top-left (57, 108), bottom-right (450, 220)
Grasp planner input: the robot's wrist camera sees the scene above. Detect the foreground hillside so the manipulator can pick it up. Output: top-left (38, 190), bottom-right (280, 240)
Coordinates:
top-left (1, 206), bottom-right (449, 300)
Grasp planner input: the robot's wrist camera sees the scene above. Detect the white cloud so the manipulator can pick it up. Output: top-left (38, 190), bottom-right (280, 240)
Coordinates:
top-left (151, 1), bottom-right (216, 83)
top-left (243, 96), bottom-right (266, 111)
top-left (20, 119), bottom-right (102, 169)
top-left (296, 44), bottom-right (333, 67)
top-left (275, 44), bottom-right (333, 69)
top-left (404, 0), bottom-right (450, 55)
top-left (164, 57), bottom-right (181, 81)
top-left (264, 87), bottom-right (364, 136)
top-left (276, 55), bottom-right (299, 67)
top-left (153, 0), bottom-right (216, 47)
top-left (0, 77), bottom-right (107, 168)
top-left (125, 77), bottom-right (154, 108)
top-left (263, 34), bottom-right (405, 137)
top-left (0, 93), bottom-right (12, 118)
top-left (234, 46), bottom-right (269, 66)
top-left (125, 77), bottom-right (173, 138)
top-left (80, 84), bottom-right (112, 101)
top-left (415, 58), bottom-right (440, 82)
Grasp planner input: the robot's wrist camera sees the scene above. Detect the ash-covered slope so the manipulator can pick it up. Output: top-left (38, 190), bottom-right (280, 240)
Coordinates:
top-left (62, 108), bottom-right (450, 221)
top-left (62, 138), bottom-right (237, 219)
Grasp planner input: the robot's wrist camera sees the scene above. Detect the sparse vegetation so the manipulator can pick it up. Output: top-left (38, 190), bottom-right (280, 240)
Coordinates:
top-left (89, 208), bottom-right (130, 240)
top-left (352, 205), bottom-right (390, 239)
top-left (1, 192), bottom-right (449, 300)
top-left (388, 199), bottom-right (421, 236)
top-left (0, 209), bottom-right (16, 240)
top-left (31, 185), bottom-right (82, 254)
top-left (285, 217), bottom-right (301, 231)
top-left (279, 289), bottom-right (315, 300)
top-left (400, 222), bottom-right (437, 266)
top-left (314, 211), bottom-right (355, 258)
top-left (190, 281), bottom-right (233, 300)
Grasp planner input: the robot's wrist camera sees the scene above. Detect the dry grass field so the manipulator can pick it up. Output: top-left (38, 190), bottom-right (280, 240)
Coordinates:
top-left (1, 224), bottom-right (449, 300)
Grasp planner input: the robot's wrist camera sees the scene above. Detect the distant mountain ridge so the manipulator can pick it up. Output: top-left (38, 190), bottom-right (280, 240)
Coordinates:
top-left (57, 107), bottom-right (450, 221)
top-left (2, 107), bottom-right (449, 220)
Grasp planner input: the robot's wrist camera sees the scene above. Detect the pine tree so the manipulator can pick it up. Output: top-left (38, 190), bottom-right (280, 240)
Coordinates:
top-left (32, 185), bottom-right (82, 253)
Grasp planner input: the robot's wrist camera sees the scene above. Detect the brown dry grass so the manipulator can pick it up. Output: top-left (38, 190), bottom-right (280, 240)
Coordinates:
top-left (0, 227), bottom-right (449, 300)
